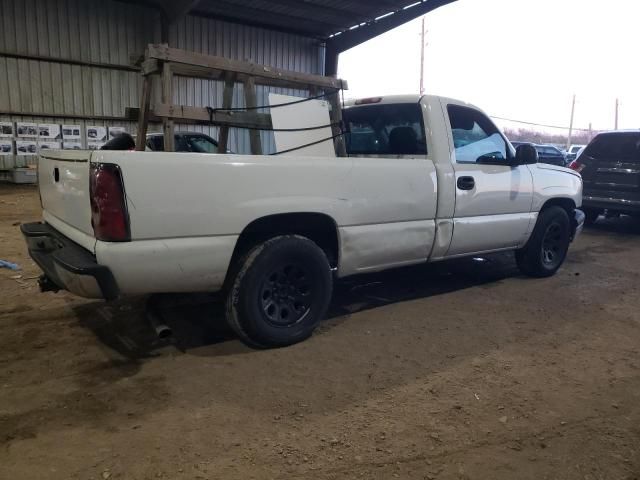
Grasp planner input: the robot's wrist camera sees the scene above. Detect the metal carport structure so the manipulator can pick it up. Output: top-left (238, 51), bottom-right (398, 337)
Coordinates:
top-left (132, 0), bottom-right (457, 75)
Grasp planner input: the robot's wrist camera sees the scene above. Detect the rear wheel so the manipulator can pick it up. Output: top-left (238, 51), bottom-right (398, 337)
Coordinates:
top-left (516, 206), bottom-right (571, 278)
top-left (583, 207), bottom-right (602, 226)
top-left (225, 235), bottom-right (332, 348)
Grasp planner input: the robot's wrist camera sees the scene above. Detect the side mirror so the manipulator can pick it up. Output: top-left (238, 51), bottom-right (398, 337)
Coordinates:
top-left (515, 144), bottom-right (538, 165)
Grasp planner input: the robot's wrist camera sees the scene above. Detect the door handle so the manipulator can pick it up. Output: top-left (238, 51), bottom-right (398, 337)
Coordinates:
top-left (457, 176), bottom-right (475, 190)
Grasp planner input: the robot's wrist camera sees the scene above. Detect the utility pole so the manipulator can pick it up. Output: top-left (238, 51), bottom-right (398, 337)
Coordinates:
top-left (566, 94), bottom-right (576, 151)
top-left (419, 17), bottom-right (426, 95)
top-left (588, 122), bottom-right (593, 142)
top-left (615, 98), bottom-right (619, 130)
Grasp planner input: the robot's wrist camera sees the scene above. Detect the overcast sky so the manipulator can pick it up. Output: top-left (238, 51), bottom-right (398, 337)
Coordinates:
top-left (338, 0), bottom-right (640, 134)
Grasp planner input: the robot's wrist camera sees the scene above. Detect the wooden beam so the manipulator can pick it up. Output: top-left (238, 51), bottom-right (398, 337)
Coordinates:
top-left (161, 62), bottom-right (175, 152)
top-left (151, 104), bottom-right (273, 130)
top-left (146, 44), bottom-right (347, 91)
top-left (135, 76), bottom-right (152, 151)
top-left (243, 77), bottom-right (262, 155)
top-left (328, 94), bottom-right (347, 157)
top-left (217, 73), bottom-right (236, 152)
top-left (141, 58), bottom-right (160, 76)
top-left (169, 62), bottom-right (331, 91)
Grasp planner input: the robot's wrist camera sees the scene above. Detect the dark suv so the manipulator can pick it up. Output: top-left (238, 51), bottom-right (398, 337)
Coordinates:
top-left (572, 131), bottom-right (640, 224)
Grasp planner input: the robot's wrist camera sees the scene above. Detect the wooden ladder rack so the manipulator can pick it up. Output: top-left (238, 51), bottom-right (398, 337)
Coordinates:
top-left (133, 44), bottom-right (348, 155)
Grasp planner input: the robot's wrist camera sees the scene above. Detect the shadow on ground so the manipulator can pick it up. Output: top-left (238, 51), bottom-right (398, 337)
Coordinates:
top-left (74, 250), bottom-right (519, 360)
top-left (586, 214), bottom-right (640, 236)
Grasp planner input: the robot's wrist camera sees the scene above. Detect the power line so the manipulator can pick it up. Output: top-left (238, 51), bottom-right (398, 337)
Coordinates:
top-left (490, 115), bottom-right (592, 132)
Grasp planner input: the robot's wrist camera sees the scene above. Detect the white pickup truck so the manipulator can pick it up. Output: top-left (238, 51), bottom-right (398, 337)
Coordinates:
top-left (22, 94), bottom-right (584, 347)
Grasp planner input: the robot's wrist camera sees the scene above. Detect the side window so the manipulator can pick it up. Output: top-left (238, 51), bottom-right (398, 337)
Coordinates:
top-left (447, 104), bottom-right (509, 164)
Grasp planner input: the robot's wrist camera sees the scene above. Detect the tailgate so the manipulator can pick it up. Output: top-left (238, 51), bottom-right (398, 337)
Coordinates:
top-left (39, 150), bottom-right (94, 238)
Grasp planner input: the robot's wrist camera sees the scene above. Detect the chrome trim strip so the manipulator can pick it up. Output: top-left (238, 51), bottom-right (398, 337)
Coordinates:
top-left (584, 196), bottom-right (640, 206)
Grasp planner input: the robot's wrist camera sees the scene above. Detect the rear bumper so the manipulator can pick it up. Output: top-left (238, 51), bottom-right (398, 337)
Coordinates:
top-left (572, 209), bottom-right (585, 241)
top-left (582, 196), bottom-right (640, 214)
top-left (21, 222), bottom-right (119, 300)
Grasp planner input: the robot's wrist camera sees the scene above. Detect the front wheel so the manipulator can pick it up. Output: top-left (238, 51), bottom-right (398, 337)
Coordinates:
top-left (225, 235), bottom-right (333, 348)
top-left (516, 206), bottom-right (571, 278)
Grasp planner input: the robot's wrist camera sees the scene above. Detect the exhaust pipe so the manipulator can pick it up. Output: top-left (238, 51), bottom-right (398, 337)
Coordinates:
top-left (39, 275), bottom-right (60, 293)
top-left (146, 299), bottom-right (172, 339)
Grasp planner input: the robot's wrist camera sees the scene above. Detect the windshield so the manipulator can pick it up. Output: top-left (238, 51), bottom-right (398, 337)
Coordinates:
top-left (343, 103), bottom-right (427, 155)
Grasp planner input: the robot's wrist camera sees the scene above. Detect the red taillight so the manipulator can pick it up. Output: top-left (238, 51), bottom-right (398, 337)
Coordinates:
top-left (568, 160), bottom-right (585, 173)
top-left (90, 163), bottom-right (130, 242)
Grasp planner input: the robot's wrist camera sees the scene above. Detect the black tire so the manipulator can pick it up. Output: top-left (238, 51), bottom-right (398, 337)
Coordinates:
top-left (516, 206), bottom-right (571, 278)
top-left (225, 235), bottom-right (333, 348)
top-left (583, 207), bottom-right (601, 226)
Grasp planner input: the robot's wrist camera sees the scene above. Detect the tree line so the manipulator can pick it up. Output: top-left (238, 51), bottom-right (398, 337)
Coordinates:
top-left (503, 127), bottom-right (594, 146)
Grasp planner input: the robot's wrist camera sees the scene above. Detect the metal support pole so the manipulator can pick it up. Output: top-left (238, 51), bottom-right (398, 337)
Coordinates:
top-left (566, 94), bottom-right (576, 151)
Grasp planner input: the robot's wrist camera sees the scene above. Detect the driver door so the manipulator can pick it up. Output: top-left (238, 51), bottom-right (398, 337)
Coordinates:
top-left (444, 103), bottom-right (534, 256)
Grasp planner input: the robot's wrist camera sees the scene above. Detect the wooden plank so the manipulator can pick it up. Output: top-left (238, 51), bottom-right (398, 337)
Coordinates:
top-left (170, 63), bottom-right (320, 91)
top-left (243, 77), bottom-right (262, 155)
top-left (147, 44), bottom-right (348, 91)
top-left (328, 91), bottom-right (347, 157)
top-left (161, 62), bottom-right (175, 152)
top-left (135, 75), bottom-right (152, 151)
top-left (151, 104), bottom-right (273, 130)
top-left (140, 58), bottom-right (160, 76)
top-left (218, 72), bottom-right (236, 152)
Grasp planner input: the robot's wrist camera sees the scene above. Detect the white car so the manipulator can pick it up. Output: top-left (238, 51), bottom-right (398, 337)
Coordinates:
top-left (22, 94), bottom-right (584, 347)
top-left (567, 144), bottom-right (586, 162)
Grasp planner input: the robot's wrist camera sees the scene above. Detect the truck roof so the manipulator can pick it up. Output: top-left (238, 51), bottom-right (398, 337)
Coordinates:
top-left (343, 94), bottom-right (480, 111)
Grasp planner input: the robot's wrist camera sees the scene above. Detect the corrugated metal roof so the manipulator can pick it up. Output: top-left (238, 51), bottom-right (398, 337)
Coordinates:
top-left (148, 0), bottom-right (452, 39)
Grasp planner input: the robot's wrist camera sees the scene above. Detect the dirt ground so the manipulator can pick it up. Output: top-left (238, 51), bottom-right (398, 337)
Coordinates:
top-left (1, 183), bottom-right (639, 480)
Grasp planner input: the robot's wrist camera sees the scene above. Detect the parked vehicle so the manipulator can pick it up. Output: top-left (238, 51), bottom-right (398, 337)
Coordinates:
top-left (22, 94), bottom-right (584, 348)
top-left (569, 130), bottom-right (640, 224)
top-left (566, 144), bottom-right (586, 162)
top-left (145, 132), bottom-right (223, 153)
top-left (535, 144), bottom-right (568, 166)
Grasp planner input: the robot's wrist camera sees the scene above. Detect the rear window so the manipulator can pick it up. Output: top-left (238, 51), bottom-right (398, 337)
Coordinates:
top-left (343, 103), bottom-right (427, 155)
top-left (584, 132), bottom-right (640, 162)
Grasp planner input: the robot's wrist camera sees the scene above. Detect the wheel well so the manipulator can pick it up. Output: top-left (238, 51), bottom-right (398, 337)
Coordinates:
top-left (227, 213), bottom-right (340, 282)
top-left (540, 198), bottom-right (576, 216)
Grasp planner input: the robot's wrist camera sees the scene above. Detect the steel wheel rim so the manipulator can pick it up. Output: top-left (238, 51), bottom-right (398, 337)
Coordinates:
top-left (542, 222), bottom-right (563, 267)
top-left (259, 264), bottom-right (313, 327)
